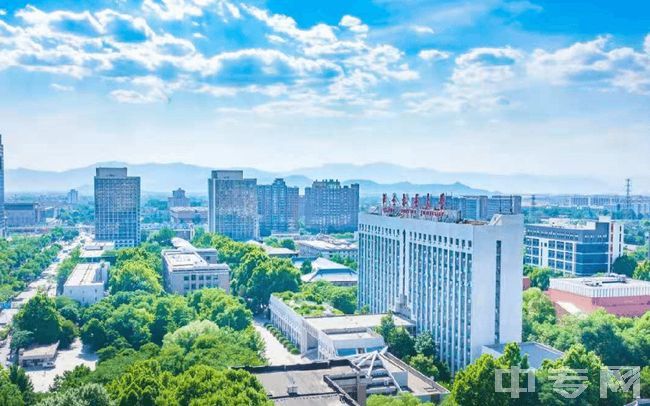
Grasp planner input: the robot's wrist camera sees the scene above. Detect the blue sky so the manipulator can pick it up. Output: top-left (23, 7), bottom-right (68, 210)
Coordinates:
top-left (0, 0), bottom-right (648, 187)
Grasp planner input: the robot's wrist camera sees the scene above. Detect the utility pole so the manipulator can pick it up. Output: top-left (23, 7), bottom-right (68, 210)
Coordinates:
top-left (625, 178), bottom-right (632, 214)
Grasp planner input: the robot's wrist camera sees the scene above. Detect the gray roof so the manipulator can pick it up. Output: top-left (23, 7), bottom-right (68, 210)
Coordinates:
top-left (484, 342), bottom-right (564, 369)
top-left (301, 258), bottom-right (358, 284)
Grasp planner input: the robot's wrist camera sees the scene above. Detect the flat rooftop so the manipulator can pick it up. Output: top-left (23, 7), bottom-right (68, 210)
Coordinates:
top-left (549, 275), bottom-right (650, 298)
top-left (65, 263), bottom-right (105, 287)
top-left (248, 361), bottom-right (357, 404)
top-left (297, 239), bottom-right (358, 251)
top-left (80, 242), bottom-right (115, 259)
top-left (21, 342), bottom-right (59, 358)
top-left (306, 314), bottom-right (414, 333)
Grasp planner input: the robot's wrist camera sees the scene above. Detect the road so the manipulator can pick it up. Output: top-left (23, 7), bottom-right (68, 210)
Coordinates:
top-left (0, 233), bottom-right (98, 391)
top-left (253, 317), bottom-right (309, 366)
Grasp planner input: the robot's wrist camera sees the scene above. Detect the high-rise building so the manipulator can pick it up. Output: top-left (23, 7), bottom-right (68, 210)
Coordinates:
top-left (208, 170), bottom-right (258, 241)
top-left (358, 206), bottom-right (524, 373)
top-left (304, 180), bottom-right (359, 233)
top-left (524, 217), bottom-right (624, 276)
top-left (0, 135), bottom-right (5, 237)
top-left (67, 189), bottom-right (79, 205)
top-left (257, 178), bottom-right (299, 237)
top-left (94, 167), bottom-right (141, 248)
top-left (168, 188), bottom-right (190, 208)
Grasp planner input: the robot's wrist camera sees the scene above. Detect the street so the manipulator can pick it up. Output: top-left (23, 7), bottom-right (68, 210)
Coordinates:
top-left (0, 233), bottom-right (98, 391)
top-left (253, 316), bottom-right (311, 366)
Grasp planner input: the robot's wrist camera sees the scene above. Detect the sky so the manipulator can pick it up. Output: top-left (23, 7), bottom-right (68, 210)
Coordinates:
top-left (0, 0), bottom-right (648, 186)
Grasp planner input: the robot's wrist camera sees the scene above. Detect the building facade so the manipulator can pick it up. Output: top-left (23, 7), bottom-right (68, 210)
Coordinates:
top-left (94, 167), bottom-right (141, 248)
top-left (524, 217), bottom-right (624, 276)
top-left (62, 262), bottom-right (109, 305)
top-left (445, 195), bottom-right (522, 221)
top-left (547, 275), bottom-right (650, 317)
top-left (304, 180), bottom-right (359, 233)
top-left (168, 188), bottom-right (190, 208)
top-left (208, 170), bottom-right (258, 241)
top-left (5, 203), bottom-right (41, 227)
top-left (67, 189), bottom-right (79, 205)
top-left (170, 207), bottom-right (208, 225)
top-left (162, 238), bottom-right (230, 295)
top-left (257, 178), bottom-right (299, 237)
top-left (358, 211), bottom-right (524, 373)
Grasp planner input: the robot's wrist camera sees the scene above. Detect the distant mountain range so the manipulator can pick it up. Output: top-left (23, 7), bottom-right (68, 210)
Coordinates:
top-left (4, 161), bottom-right (624, 196)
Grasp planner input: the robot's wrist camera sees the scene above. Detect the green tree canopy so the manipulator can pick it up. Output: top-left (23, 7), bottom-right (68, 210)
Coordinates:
top-left (13, 293), bottom-right (62, 346)
top-left (109, 260), bottom-right (162, 294)
top-left (612, 255), bottom-right (638, 277)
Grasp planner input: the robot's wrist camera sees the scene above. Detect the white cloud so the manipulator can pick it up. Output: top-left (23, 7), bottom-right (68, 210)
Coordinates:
top-left (418, 49), bottom-right (451, 61)
top-left (527, 36), bottom-right (650, 94)
top-left (50, 83), bottom-right (74, 92)
top-left (0, 9), bottom-right (6, 16)
top-left (110, 88), bottom-right (168, 104)
top-left (339, 15), bottom-right (369, 35)
top-left (645, 34), bottom-right (650, 54)
top-left (411, 25), bottom-right (435, 35)
top-left (142, 0), bottom-right (240, 21)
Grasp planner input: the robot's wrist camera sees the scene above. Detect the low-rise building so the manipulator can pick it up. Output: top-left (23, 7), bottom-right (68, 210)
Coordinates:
top-left (244, 352), bottom-right (449, 405)
top-left (19, 342), bottom-right (59, 367)
top-left (162, 238), bottom-right (229, 295)
top-left (62, 262), bottom-right (109, 305)
top-left (79, 241), bottom-right (115, 263)
top-left (269, 293), bottom-right (414, 360)
top-left (296, 237), bottom-right (358, 261)
top-left (301, 257), bottom-right (358, 286)
top-left (247, 240), bottom-right (298, 258)
top-left (547, 275), bottom-right (650, 317)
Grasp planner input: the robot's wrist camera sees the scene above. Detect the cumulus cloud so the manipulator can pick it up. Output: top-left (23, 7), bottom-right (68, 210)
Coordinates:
top-left (418, 49), bottom-right (451, 61)
top-left (339, 15), bottom-right (368, 35)
top-left (142, 0), bottom-right (240, 21)
top-left (50, 83), bottom-right (74, 92)
top-left (527, 36), bottom-right (650, 95)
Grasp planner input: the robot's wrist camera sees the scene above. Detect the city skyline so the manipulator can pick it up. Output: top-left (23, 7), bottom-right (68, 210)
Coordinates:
top-left (0, 1), bottom-right (648, 181)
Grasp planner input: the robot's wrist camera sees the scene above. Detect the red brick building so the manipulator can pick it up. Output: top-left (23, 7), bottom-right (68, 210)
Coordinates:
top-left (547, 275), bottom-right (650, 317)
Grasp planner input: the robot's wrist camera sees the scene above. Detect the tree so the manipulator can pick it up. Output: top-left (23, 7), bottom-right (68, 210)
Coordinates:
top-left (37, 383), bottom-right (111, 406)
top-left (328, 288), bottom-right (356, 314)
top-left (368, 393), bottom-right (432, 405)
top-left (0, 369), bottom-right (23, 406)
top-left (414, 331), bottom-right (436, 358)
top-left (80, 319), bottom-right (108, 351)
top-left (300, 260), bottom-right (312, 275)
top-left (279, 239), bottom-right (296, 250)
top-left (8, 365), bottom-right (33, 405)
top-left (537, 344), bottom-right (626, 406)
top-left (156, 366), bottom-right (270, 405)
top-left (451, 355), bottom-right (507, 406)
top-left (13, 293), bottom-right (62, 345)
top-left (188, 289), bottom-right (251, 331)
top-left (59, 319), bottom-right (78, 349)
top-left (633, 260), bottom-right (650, 281)
top-left (148, 228), bottom-right (175, 247)
top-left (107, 360), bottom-right (169, 406)
top-left (641, 366), bottom-right (650, 399)
top-left (408, 354), bottom-right (439, 378)
top-left (522, 288), bottom-right (556, 341)
top-left (612, 255), bottom-right (638, 277)
top-left (105, 305), bottom-right (154, 349)
top-left (109, 260), bottom-right (162, 294)
top-left (389, 328), bottom-right (416, 359)
top-left (528, 267), bottom-right (560, 291)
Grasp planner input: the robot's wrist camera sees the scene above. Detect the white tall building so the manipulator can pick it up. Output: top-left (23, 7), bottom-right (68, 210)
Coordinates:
top-left (358, 210), bottom-right (524, 372)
